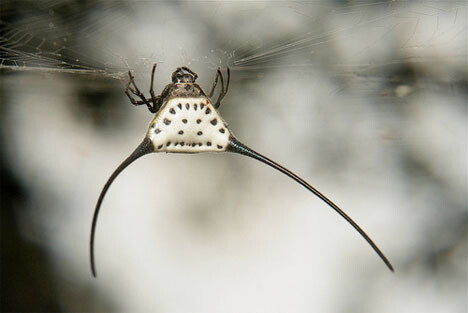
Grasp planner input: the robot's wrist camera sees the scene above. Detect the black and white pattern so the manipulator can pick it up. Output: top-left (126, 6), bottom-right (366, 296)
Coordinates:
top-left (147, 98), bottom-right (229, 152)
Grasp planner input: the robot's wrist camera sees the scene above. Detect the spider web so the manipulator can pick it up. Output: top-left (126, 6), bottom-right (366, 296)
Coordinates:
top-left (0, 1), bottom-right (465, 83)
top-left (0, 1), bottom-right (130, 78)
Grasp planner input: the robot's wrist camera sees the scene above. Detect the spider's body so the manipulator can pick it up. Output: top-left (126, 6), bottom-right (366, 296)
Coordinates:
top-left (90, 65), bottom-right (394, 278)
top-left (125, 66), bottom-right (232, 152)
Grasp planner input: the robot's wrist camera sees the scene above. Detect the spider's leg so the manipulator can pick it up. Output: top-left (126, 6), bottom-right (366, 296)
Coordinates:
top-left (149, 64), bottom-right (157, 100)
top-left (214, 69), bottom-right (226, 109)
top-left (225, 67), bottom-right (231, 95)
top-left (227, 136), bottom-right (394, 272)
top-left (214, 67), bottom-right (230, 109)
top-left (90, 138), bottom-right (154, 278)
top-left (121, 78), bottom-right (149, 106)
top-left (125, 71), bottom-right (154, 113)
top-left (208, 68), bottom-right (221, 98)
top-left (124, 92), bottom-right (150, 105)
top-left (128, 72), bottom-right (150, 101)
top-left (148, 64), bottom-right (161, 113)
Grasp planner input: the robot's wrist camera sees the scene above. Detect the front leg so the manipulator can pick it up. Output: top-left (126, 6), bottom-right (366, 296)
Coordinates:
top-left (148, 64), bottom-right (164, 112)
top-left (123, 71), bottom-right (158, 113)
top-left (213, 68), bottom-right (230, 109)
top-left (208, 68), bottom-right (231, 109)
top-left (208, 68), bottom-right (222, 98)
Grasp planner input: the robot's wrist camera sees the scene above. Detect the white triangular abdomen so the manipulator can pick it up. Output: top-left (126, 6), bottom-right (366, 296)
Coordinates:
top-left (146, 97), bottom-right (231, 153)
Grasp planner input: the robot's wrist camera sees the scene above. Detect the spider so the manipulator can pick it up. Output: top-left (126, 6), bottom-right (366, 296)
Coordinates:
top-left (90, 64), bottom-right (394, 277)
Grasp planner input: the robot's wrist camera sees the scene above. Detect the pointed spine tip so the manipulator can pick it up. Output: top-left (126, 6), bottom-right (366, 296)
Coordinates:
top-left (227, 136), bottom-right (394, 273)
top-left (89, 138), bottom-right (154, 278)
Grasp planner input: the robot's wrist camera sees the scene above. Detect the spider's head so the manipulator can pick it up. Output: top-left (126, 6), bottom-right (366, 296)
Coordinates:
top-left (172, 67), bottom-right (198, 83)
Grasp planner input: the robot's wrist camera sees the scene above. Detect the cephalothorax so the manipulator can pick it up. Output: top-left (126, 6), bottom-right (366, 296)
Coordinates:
top-left (90, 65), bottom-right (394, 277)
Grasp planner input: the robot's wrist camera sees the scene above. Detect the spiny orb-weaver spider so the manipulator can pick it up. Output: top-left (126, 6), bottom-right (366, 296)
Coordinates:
top-left (90, 65), bottom-right (394, 277)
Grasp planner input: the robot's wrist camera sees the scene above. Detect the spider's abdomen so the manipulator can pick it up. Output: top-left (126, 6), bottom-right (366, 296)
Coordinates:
top-left (146, 97), bottom-right (231, 153)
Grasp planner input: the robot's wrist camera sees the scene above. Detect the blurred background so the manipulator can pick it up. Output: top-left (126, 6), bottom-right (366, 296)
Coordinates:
top-left (0, 0), bottom-right (466, 312)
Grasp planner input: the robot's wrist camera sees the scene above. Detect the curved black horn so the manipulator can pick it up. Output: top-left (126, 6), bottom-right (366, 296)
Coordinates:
top-left (90, 138), bottom-right (154, 277)
top-left (227, 136), bottom-right (394, 272)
